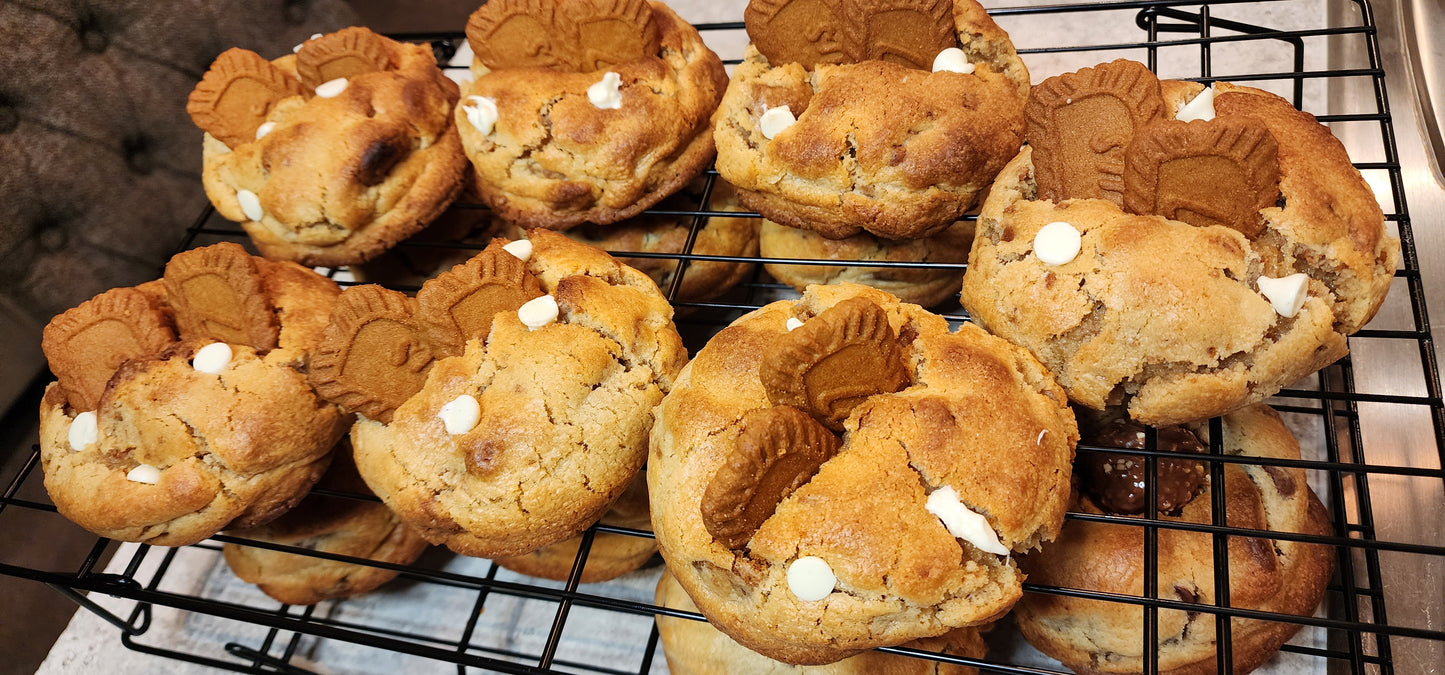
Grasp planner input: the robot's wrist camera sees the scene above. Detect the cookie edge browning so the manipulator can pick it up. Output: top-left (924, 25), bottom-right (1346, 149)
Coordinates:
top-left (309, 285), bottom-right (434, 423)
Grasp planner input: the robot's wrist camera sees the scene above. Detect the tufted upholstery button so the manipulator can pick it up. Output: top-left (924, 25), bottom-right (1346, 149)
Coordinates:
top-left (284, 0), bottom-right (311, 24)
top-left (0, 102), bottom-right (16, 135)
top-left (78, 25), bottom-right (109, 54)
top-left (38, 225), bottom-right (69, 254)
top-left (122, 135), bottom-right (155, 175)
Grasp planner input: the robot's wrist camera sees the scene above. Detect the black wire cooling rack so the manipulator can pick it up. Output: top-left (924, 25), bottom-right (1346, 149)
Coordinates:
top-left (3, 0), bottom-right (1443, 673)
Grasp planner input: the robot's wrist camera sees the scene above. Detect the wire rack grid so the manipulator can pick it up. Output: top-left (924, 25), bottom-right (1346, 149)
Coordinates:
top-left (2, 0), bottom-right (1443, 673)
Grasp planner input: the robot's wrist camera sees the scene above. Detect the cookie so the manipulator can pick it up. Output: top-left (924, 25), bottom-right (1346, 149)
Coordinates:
top-left (309, 285), bottom-right (435, 424)
top-left (457, 1), bottom-right (727, 229)
top-left (194, 28), bottom-right (467, 266)
top-left (40, 287), bottom-right (177, 411)
top-left (163, 242), bottom-right (279, 351)
top-left (745, 0), bottom-right (957, 71)
top-left (415, 240), bottom-right (544, 357)
top-left (1122, 116), bottom-right (1280, 237)
top-left (186, 48), bottom-right (306, 150)
top-left (1024, 59), bottom-right (1165, 205)
top-left (715, 0), bottom-right (1030, 240)
top-left (1015, 404), bottom-right (1334, 675)
top-left (223, 442), bottom-right (429, 605)
top-left (655, 569), bottom-right (989, 674)
top-left (38, 250), bottom-right (347, 545)
top-left (650, 283), bottom-right (1077, 664)
top-left (760, 218), bottom-right (973, 307)
top-left (961, 74), bottom-right (1400, 425)
top-left (350, 230), bottom-right (688, 558)
top-left (493, 473), bottom-right (658, 583)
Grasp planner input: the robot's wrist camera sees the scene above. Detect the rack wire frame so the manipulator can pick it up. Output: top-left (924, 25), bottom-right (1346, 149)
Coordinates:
top-left (1, 0), bottom-right (1443, 673)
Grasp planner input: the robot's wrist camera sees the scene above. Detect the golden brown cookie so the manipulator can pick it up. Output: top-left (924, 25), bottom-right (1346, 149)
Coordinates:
top-left (223, 443), bottom-right (429, 605)
top-left (1024, 58), bottom-right (1165, 205)
top-left (650, 283), bottom-right (1077, 664)
top-left (194, 28), bottom-right (467, 266)
top-left (351, 230), bottom-right (688, 558)
top-left (163, 242), bottom-right (279, 350)
top-left (415, 240), bottom-right (544, 357)
top-left (760, 218), bottom-right (973, 308)
top-left (187, 48), bottom-right (306, 150)
top-left (655, 569), bottom-right (988, 674)
top-left (1015, 404), bottom-right (1334, 675)
top-left (457, 1), bottom-right (727, 229)
top-left (961, 73), bottom-right (1400, 425)
top-left (715, 0), bottom-right (1030, 240)
top-left (1123, 116), bottom-right (1280, 237)
top-left (41, 287), bottom-right (177, 411)
top-left (309, 285), bottom-right (435, 424)
top-left (760, 297), bottom-right (910, 430)
top-left (38, 247), bottom-right (347, 546)
top-left (493, 473), bottom-right (658, 583)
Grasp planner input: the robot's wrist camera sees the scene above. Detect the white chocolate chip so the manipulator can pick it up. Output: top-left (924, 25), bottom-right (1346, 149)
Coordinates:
top-left (926, 485), bottom-right (1009, 555)
top-left (587, 72), bottom-right (623, 110)
top-left (236, 189), bottom-right (264, 222)
top-left (192, 342), bottom-right (232, 374)
top-left (463, 96), bottom-right (499, 136)
top-left (931, 47), bottom-right (975, 74)
top-left (1036, 428), bottom-right (1048, 445)
top-left (1176, 86), bottom-right (1217, 122)
top-left (314, 78), bottom-right (348, 98)
top-left (787, 556), bottom-right (836, 601)
top-left (255, 122), bottom-right (275, 140)
top-left (1033, 221), bottom-right (1082, 266)
top-left (68, 411), bottom-right (97, 451)
top-left (502, 239), bottom-right (532, 262)
top-left (1257, 273), bottom-right (1310, 318)
top-left (759, 105), bottom-right (796, 140)
top-left (518, 295), bottom-right (559, 330)
top-left (126, 464), bottom-right (161, 485)
top-left (438, 394), bottom-right (481, 435)
top-left (786, 317), bottom-right (805, 332)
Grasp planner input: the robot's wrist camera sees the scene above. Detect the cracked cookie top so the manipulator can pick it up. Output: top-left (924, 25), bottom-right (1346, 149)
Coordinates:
top-left (346, 230), bottom-right (688, 558)
top-left (960, 72), bottom-right (1400, 426)
top-left (192, 27), bottom-right (468, 267)
top-left (38, 243), bottom-right (348, 546)
top-left (712, 0), bottom-right (1030, 240)
top-left (455, 0), bottom-right (727, 229)
top-left (648, 283), bottom-right (1077, 665)
top-left (1015, 404), bottom-right (1333, 674)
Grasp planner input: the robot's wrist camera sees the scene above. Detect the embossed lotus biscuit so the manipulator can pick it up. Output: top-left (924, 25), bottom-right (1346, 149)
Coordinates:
top-left (1123, 117), bottom-right (1280, 237)
top-left (309, 285), bottom-right (434, 423)
top-left (962, 73), bottom-right (1399, 425)
top-left (466, 0), bottom-right (659, 73)
top-left (457, 1), bottom-right (727, 229)
top-left (701, 405), bottom-right (842, 549)
top-left (41, 287), bottom-right (177, 411)
top-left (187, 48), bottom-right (306, 150)
top-left (415, 239), bottom-right (544, 357)
top-left (1015, 404), bottom-right (1333, 675)
top-left (1025, 59), bottom-right (1165, 204)
top-left (746, 0), bottom-right (955, 70)
top-left (760, 296), bottom-right (910, 430)
top-left (715, 1), bottom-right (1031, 239)
top-left (196, 31), bottom-right (467, 266)
top-left (650, 283), bottom-right (1078, 664)
top-left (295, 27), bottom-right (399, 91)
top-left (163, 242), bottom-right (280, 351)
top-left (350, 230), bottom-right (688, 558)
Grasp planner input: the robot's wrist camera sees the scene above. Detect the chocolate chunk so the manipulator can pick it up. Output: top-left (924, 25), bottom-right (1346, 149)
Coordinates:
top-left (415, 240), bottom-right (544, 358)
top-left (162, 242), bottom-right (279, 351)
top-left (41, 287), bottom-right (178, 410)
top-left (1262, 464), bottom-right (1297, 496)
top-left (760, 297), bottom-right (910, 431)
top-left (701, 406), bottom-right (842, 549)
top-left (1079, 417), bottom-right (1207, 515)
top-left (309, 285), bottom-right (434, 422)
top-left (1025, 60), bottom-right (1165, 205)
top-left (1123, 117), bottom-right (1280, 237)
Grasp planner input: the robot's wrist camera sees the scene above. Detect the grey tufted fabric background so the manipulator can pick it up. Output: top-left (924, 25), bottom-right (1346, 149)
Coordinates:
top-left (0, 0), bottom-right (358, 416)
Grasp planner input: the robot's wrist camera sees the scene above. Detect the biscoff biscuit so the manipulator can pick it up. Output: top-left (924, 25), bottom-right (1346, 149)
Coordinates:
top-left (1123, 116), bottom-right (1280, 237)
top-left (466, 0), bottom-right (660, 73)
top-left (187, 48), bottom-right (306, 149)
top-left (416, 240), bottom-right (544, 357)
top-left (309, 285), bottom-right (435, 424)
top-left (163, 242), bottom-right (280, 351)
top-left (295, 26), bottom-right (399, 90)
top-left (745, 0), bottom-right (957, 71)
top-left (41, 287), bottom-right (177, 411)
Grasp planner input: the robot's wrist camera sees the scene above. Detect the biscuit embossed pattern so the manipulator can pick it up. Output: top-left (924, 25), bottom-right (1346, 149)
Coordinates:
top-left (2, 2), bottom-right (1444, 674)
